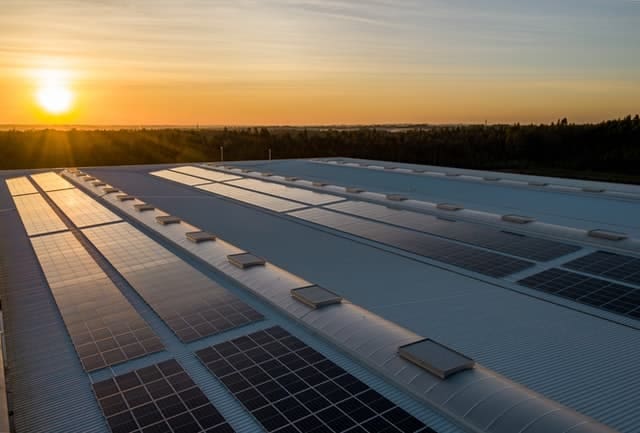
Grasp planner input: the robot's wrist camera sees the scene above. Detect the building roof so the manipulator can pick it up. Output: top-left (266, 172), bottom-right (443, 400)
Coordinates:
top-left (1, 157), bottom-right (639, 433)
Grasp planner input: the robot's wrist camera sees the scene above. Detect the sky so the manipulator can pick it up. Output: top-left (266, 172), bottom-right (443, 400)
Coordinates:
top-left (1, 0), bottom-right (639, 125)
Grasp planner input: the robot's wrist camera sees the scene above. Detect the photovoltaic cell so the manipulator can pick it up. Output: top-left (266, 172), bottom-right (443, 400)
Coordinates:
top-left (47, 188), bottom-right (122, 228)
top-left (290, 208), bottom-right (533, 278)
top-left (228, 178), bottom-right (345, 206)
top-left (83, 222), bottom-right (263, 342)
top-left (196, 326), bottom-right (435, 433)
top-left (327, 201), bottom-right (580, 262)
top-left (197, 183), bottom-right (307, 213)
top-left (150, 169), bottom-right (212, 186)
top-left (5, 176), bottom-right (38, 196)
top-left (92, 359), bottom-right (235, 433)
top-left (564, 251), bottom-right (640, 287)
top-left (519, 268), bottom-right (640, 320)
top-left (30, 232), bottom-right (163, 371)
top-left (171, 166), bottom-right (241, 182)
top-left (30, 171), bottom-right (75, 191)
top-left (13, 193), bottom-right (68, 236)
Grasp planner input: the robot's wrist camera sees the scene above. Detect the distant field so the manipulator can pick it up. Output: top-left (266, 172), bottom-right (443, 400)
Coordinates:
top-left (1, 116), bottom-right (639, 184)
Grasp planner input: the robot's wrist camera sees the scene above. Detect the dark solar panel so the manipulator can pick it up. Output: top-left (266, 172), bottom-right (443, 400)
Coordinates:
top-left (92, 359), bottom-right (235, 433)
top-left (195, 326), bottom-right (436, 433)
top-left (326, 201), bottom-right (580, 262)
top-left (564, 251), bottom-right (640, 286)
top-left (30, 232), bottom-right (164, 372)
top-left (519, 268), bottom-right (640, 320)
top-left (83, 223), bottom-right (264, 343)
top-left (291, 208), bottom-right (533, 278)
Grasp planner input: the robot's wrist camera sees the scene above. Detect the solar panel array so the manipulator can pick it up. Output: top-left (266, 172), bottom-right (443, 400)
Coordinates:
top-left (290, 208), bottom-right (533, 278)
top-left (197, 183), bottom-right (307, 213)
top-left (564, 251), bottom-right (640, 287)
top-left (171, 166), bottom-right (241, 182)
top-left (5, 176), bottom-right (38, 196)
top-left (92, 359), bottom-right (235, 433)
top-left (228, 178), bottom-right (344, 206)
top-left (30, 171), bottom-right (74, 191)
top-left (327, 201), bottom-right (580, 261)
top-left (13, 193), bottom-right (68, 236)
top-left (196, 326), bottom-right (434, 433)
top-left (150, 169), bottom-right (211, 186)
top-left (30, 232), bottom-right (163, 371)
top-left (83, 222), bottom-right (263, 342)
top-left (47, 188), bottom-right (122, 228)
top-left (519, 268), bottom-right (640, 320)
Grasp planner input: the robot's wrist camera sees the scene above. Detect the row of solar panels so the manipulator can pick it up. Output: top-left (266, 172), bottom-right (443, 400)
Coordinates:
top-left (149, 165), bottom-right (640, 325)
top-left (9, 172), bottom-right (438, 433)
top-left (64, 168), bottom-right (616, 433)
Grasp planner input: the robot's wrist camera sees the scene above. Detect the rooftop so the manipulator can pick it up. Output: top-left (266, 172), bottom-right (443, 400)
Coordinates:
top-left (1, 157), bottom-right (639, 433)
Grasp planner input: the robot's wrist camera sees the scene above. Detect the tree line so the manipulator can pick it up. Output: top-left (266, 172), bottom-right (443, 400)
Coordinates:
top-left (1, 115), bottom-right (639, 184)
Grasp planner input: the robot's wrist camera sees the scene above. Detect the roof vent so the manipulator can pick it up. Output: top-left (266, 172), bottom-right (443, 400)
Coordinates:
top-left (384, 166), bottom-right (398, 170)
top-left (116, 194), bottom-right (135, 201)
top-left (437, 203), bottom-right (463, 211)
top-left (92, 181), bottom-right (106, 187)
top-left (582, 187), bottom-right (605, 193)
top-left (484, 176), bottom-right (500, 181)
top-left (346, 187), bottom-right (364, 193)
top-left (228, 253), bottom-right (266, 269)
top-left (261, 172), bottom-right (273, 177)
top-left (83, 176), bottom-right (96, 182)
top-left (502, 214), bottom-right (535, 224)
top-left (103, 187), bottom-right (119, 194)
top-left (588, 229), bottom-right (628, 241)
top-left (186, 231), bottom-right (216, 243)
top-left (445, 173), bottom-right (460, 177)
top-left (386, 194), bottom-right (407, 201)
top-left (413, 169), bottom-right (426, 173)
top-left (291, 285), bottom-right (342, 309)
top-left (134, 204), bottom-right (155, 212)
top-left (398, 339), bottom-right (475, 379)
top-left (285, 176), bottom-right (299, 181)
top-left (312, 181), bottom-right (328, 187)
top-left (241, 168), bottom-right (252, 173)
top-left (75, 172), bottom-right (88, 177)
top-left (528, 181), bottom-right (548, 187)
top-left (156, 215), bottom-right (181, 225)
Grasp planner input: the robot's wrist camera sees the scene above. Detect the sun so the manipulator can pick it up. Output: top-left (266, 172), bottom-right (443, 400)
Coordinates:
top-left (35, 69), bottom-right (74, 115)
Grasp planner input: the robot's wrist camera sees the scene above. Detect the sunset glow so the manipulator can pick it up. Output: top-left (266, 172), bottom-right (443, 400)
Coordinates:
top-left (35, 70), bottom-right (73, 115)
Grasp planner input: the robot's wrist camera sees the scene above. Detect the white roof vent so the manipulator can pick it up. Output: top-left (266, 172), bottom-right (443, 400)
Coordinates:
top-left (116, 194), bottom-right (135, 202)
top-left (285, 176), bottom-right (299, 181)
top-left (186, 231), bottom-right (216, 243)
top-left (103, 187), bottom-right (119, 194)
top-left (261, 172), bottom-right (273, 177)
top-left (92, 181), bottom-right (106, 187)
top-left (437, 203), bottom-right (463, 211)
top-left (291, 285), bottom-right (343, 309)
top-left (228, 253), bottom-right (266, 269)
top-left (588, 229), bottom-right (628, 241)
top-left (134, 204), bottom-right (155, 212)
top-left (399, 339), bottom-right (475, 379)
top-left (312, 181), bottom-right (328, 187)
top-left (346, 187), bottom-right (364, 193)
top-left (156, 215), bottom-right (181, 225)
top-left (386, 194), bottom-right (407, 201)
top-left (83, 176), bottom-right (96, 182)
top-left (502, 214), bottom-right (535, 224)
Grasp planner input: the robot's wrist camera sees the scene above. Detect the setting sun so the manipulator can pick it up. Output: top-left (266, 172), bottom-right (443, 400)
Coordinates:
top-left (35, 69), bottom-right (73, 115)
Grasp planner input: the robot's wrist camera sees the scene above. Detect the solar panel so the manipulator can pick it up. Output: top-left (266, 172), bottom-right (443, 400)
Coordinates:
top-left (150, 169), bottom-right (212, 186)
top-left (197, 183), bottom-right (307, 213)
top-left (13, 194), bottom-right (68, 236)
top-left (519, 268), bottom-right (640, 320)
top-left (30, 232), bottom-right (163, 371)
top-left (196, 326), bottom-right (434, 433)
top-left (290, 208), bottom-right (533, 278)
top-left (564, 251), bottom-right (640, 286)
top-left (5, 176), bottom-right (38, 196)
top-left (92, 359), bottom-right (235, 433)
top-left (47, 188), bottom-right (122, 228)
top-left (228, 178), bottom-right (344, 206)
top-left (82, 222), bottom-right (264, 342)
top-left (170, 166), bottom-right (242, 182)
top-left (326, 201), bottom-right (579, 262)
top-left (30, 171), bottom-right (75, 191)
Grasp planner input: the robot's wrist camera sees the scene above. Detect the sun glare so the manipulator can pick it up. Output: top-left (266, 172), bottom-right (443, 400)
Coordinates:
top-left (35, 69), bottom-right (74, 115)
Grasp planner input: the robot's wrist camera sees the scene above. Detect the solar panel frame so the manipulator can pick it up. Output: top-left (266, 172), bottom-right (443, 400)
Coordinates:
top-left (170, 165), bottom-right (242, 182)
top-left (30, 232), bottom-right (163, 372)
top-left (197, 183), bottom-right (307, 213)
top-left (92, 359), bottom-right (235, 433)
top-left (5, 176), bottom-right (38, 196)
top-left (47, 188), bottom-right (122, 228)
top-left (150, 169), bottom-right (212, 186)
top-left (82, 222), bottom-right (264, 342)
top-left (30, 172), bottom-right (75, 192)
top-left (13, 193), bottom-right (68, 236)
top-left (228, 178), bottom-right (345, 206)
top-left (196, 326), bottom-right (434, 433)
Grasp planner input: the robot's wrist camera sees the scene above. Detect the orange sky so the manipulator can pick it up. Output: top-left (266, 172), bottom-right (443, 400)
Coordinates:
top-left (2, 1), bottom-right (639, 125)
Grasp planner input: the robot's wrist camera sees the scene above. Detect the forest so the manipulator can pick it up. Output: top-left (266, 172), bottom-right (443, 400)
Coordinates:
top-left (1, 115), bottom-right (639, 184)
